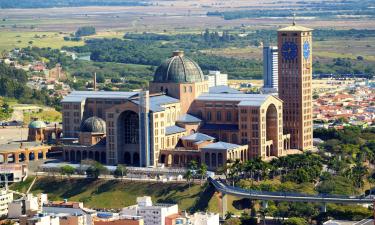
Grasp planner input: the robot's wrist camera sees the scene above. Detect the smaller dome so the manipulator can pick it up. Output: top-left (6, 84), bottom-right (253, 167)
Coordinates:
top-left (29, 120), bottom-right (47, 129)
top-left (81, 117), bottom-right (106, 133)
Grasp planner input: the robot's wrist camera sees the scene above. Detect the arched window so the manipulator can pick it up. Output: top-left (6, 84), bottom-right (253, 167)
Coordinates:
top-left (205, 153), bottom-right (210, 166)
top-left (222, 133), bottom-right (228, 142)
top-left (211, 153), bottom-right (217, 167)
top-left (189, 86), bottom-right (192, 92)
top-left (226, 111), bottom-right (232, 121)
top-left (218, 153), bottom-right (223, 166)
top-left (231, 133), bottom-right (238, 144)
top-left (216, 111), bottom-right (221, 121)
top-left (207, 111), bottom-right (212, 121)
top-left (184, 86), bottom-right (187, 93)
top-left (197, 111), bottom-right (203, 119)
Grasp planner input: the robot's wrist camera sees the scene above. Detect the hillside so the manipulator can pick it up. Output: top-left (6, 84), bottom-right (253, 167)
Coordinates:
top-left (11, 177), bottom-right (245, 214)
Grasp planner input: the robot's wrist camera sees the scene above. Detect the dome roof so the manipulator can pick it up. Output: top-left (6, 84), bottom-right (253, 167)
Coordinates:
top-left (153, 51), bottom-right (205, 83)
top-left (80, 116), bottom-right (106, 133)
top-left (29, 120), bottom-right (47, 129)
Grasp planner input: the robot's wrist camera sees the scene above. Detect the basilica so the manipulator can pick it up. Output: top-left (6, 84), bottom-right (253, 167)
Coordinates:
top-left (61, 24), bottom-right (313, 170)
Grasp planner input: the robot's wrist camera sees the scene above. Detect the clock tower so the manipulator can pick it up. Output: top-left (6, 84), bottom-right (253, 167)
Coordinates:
top-left (278, 22), bottom-right (313, 151)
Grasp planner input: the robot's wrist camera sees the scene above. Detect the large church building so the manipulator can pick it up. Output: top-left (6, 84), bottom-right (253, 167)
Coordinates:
top-left (61, 23), bottom-right (312, 170)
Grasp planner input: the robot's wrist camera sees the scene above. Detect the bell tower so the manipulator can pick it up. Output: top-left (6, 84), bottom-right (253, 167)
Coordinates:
top-left (278, 22), bottom-right (313, 151)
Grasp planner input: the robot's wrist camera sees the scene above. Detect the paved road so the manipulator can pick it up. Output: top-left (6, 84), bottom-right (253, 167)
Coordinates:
top-left (209, 177), bottom-right (374, 204)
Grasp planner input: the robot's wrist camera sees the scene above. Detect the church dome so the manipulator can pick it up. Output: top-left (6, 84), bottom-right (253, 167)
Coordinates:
top-left (29, 120), bottom-right (47, 129)
top-left (153, 51), bottom-right (205, 83)
top-left (80, 116), bottom-right (106, 133)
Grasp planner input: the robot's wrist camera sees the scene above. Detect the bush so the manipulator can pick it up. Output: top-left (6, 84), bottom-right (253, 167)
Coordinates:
top-left (282, 217), bottom-right (308, 225)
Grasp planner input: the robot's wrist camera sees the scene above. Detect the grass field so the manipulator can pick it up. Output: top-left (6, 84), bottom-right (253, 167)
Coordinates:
top-left (0, 31), bottom-right (84, 51)
top-left (23, 109), bottom-right (62, 124)
top-left (0, 31), bottom-right (128, 51)
top-left (10, 177), bottom-right (250, 215)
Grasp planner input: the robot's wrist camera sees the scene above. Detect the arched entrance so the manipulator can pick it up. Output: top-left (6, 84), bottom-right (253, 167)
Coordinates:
top-left (124, 152), bottom-right (131, 165)
top-left (266, 104), bottom-right (278, 156)
top-left (118, 110), bottom-right (140, 166)
top-left (160, 154), bottom-right (166, 164)
top-left (95, 152), bottom-right (100, 162)
top-left (133, 152), bottom-right (140, 166)
top-left (70, 151), bottom-right (75, 162)
top-left (101, 152), bottom-right (106, 164)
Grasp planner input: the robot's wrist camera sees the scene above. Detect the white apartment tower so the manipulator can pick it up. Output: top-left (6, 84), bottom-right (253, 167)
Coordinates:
top-left (263, 46), bottom-right (279, 91)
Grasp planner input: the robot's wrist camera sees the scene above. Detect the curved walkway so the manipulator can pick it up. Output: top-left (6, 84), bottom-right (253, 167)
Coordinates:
top-left (208, 177), bottom-right (374, 204)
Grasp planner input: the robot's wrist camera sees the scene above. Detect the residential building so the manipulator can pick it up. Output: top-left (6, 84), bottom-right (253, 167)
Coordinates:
top-left (205, 71), bottom-right (228, 88)
top-left (43, 201), bottom-right (95, 225)
top-left (19, 214), bottom-right (60, 225)
top-left (121, 196), bottom-right (178, 225)
top-left (0, 189), bottom-right (13, 217)
top-left (8, 193), bottom-right (48, 218)
top-left (263, 46), bottom-right (278, 92)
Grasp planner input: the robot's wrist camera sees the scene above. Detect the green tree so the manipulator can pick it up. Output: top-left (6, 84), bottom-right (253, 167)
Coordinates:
top-left (224, 217), bottom-right (241, 225)
top-left (184, 169), bottom-right (193, 188)
top-left (86, 162), bottom-right (108, 179)
top-left (60, 165), bottom-right (75, 177)
top-left (114, 164), bottom-right (127, 178)
top-left (198, 163), bottom-right (208, 186)
top-left (283, 217), bottom-right (308, 225)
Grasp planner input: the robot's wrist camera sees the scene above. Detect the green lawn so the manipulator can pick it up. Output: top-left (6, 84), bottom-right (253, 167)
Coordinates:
top-left (0, 31), bottom-right (84, 51)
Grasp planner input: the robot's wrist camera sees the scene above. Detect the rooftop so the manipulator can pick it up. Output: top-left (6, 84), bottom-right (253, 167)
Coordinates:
top-left (176, 114), bottom-right (201, 123)
top-left (200, 141), bottom-right (242, 151)
top-left (61, 91), bottom-right (138, 103)
top-left (131, 95), bottom-right (180, 112)
top-left (165, 125), bottom-right (186, 135)
top-left (209, 85), bottom-right (242, 94)
top-left (278, 24), bottom-right (313, 32)
top-left (180, 133), bottom-right (215, 142)
top-left (197, 93), bottom-right (274, 106)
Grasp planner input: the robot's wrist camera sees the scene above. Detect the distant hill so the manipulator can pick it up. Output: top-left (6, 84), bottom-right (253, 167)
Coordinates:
top-left (0, 0), bottom-right (149, 9)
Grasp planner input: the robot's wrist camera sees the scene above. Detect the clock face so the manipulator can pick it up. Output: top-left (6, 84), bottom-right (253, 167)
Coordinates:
top-left (303, 41), bottom-right (310, 59)
top-left (281, 42), bottom-right (298, 60)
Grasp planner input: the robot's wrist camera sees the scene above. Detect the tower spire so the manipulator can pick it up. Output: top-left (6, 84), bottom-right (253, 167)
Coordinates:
top-left (292, 13), bottom-right (296, 26)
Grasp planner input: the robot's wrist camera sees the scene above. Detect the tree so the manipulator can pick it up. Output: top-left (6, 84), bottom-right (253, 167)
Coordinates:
top-left (198, 163), bottom-right (208, 185)
top-left (282, 217), bottom-right (308, 225)
top-left (86, 162), bottom-right (108, 179)
top-left (60, 165), bottom-right (75, 177)
top-left (350, 163), bottom-right (368, 189)
top-left (225, 211), bottom-right (234, 220)
top-left (224, 218), bottom-right (241, 225)
top-left (75, 26), bottom-right (96, 37)
top-left (184, 169), bottom-right (193, 188)
top-left (114, 165), bottom-right (127, 178)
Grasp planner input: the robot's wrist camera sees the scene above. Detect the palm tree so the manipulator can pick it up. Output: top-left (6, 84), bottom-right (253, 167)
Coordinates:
top-left (228, 159), bottom-right (242, 186)
top-left (198, 163), bottom-right (208, 186)
top-left (351, 163), bottom-right (368, 189)
top-left (244, 160), bottom-right (256, 184)
top-left (184, 169), bottom-right (193, 189)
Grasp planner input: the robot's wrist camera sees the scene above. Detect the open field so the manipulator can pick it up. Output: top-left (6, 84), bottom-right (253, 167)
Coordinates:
top-left (0, 31), bottom-right (128, 51)
top-left (0, 0), bottom-right (375, 34)
top-left (0, 31), bottom-right (84, 51)
top-left (10, 176), bottom-right (247, 215)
